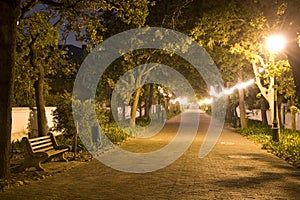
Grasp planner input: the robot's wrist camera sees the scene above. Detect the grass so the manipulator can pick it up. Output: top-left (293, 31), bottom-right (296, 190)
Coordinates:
top-left (236, 120), bottom-right (300, 168)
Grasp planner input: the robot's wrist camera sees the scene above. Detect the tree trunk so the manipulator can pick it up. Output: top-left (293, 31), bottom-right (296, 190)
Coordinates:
top-left (225, 82), bottom-right (232, 123)
top-left (122, 102), bottom-right (126, 121)
top-left (145, 84), bottom-right (153, 121)
top-left (0, 0), bottom-right (20, 178)
top-left (139, 99), bottom-right (142, 118)
top-left (292, 110), bottom-right (296, 132)
top-left (34, 78), bottom-right (48, 136)
top-left (282, 105), bottom-right (286, 129)
top-left (285, 31), bottom-right (300, 102)
top-left (277, 95), bottom-right (283, 130)
top-left (30, 43), bottom-right (48, 137)
top-left (260, 97), bottom-right (268, 126)
top-left (238, 76), bottom-right (247, 128)
top-left (130, 87), bottom-right (142, 128)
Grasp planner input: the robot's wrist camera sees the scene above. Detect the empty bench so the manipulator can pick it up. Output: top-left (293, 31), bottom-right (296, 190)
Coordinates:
top-left (19, 132), bottom-right (71, 171)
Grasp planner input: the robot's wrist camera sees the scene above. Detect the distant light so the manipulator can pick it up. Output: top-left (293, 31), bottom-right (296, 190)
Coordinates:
top-left (209, 86), bottom-right (223, 98)
top-left (210, 79), bottom-right (254, 97)
top-left (204, 98), bottom-right (212, 105)
top-left (223, 79), bottom-right (254, 95)
top-left (198, 101), bottom-right (203, 106)
top-left (198, 97), bottom-right (213, 106)
top-left (170, 97), bottom-right (188, 104)
top-left (170, 99), bottom-right (177, 104)
top-left (266, 35), bottom-right (286, 53)
top-left (258, 67), bottom-right (265, 74)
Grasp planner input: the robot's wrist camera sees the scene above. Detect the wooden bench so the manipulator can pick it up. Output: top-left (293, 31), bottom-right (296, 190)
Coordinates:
top-left (19, 132), bottom-right (71, 171)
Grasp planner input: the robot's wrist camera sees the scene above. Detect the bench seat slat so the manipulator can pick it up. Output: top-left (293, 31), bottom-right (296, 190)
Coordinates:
top-left (32, 142), bottom-right (53, 150)
top-left (46, 148), bottom-right (69, 157)
top-left (34, 146), bottom-right (54, 153)
top-left (31, 138), bottom-right (52, 146)
top-left (29, 135), bottom-right (51, 142)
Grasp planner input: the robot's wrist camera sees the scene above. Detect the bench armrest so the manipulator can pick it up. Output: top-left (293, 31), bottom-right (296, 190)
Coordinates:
top-left (56, 145), bottom-right (71, 151)
top-left (48, 132), bottom-right (71, 151)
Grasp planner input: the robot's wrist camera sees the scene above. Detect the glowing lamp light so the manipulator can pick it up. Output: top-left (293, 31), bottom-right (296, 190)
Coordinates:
top-left (198, 97), bottom-right (213, 106)
top-left (170, 99), bottom-right (177, 104)
top-left (266, 35), bottom-right (286, 53)
top-left (204, 98), bottom-right (213, 105)
top-left (198, 101), bottom-right (204, 106)
top-left (258, 67), bottom-right (265, 74)
top-left (210, 79), bottom-right (254, 97)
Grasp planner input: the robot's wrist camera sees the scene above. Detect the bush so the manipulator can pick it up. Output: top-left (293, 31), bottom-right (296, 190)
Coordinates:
top-left (167, 110), bottom-right (181, 119)
top-left (52, 92), bottom-right (129, 151)
top-left (100, 122), bottom-right (128, 144)
top-left (136, 116), bottom-right (151, 127)
top-left (51, 92), bottom-right (76, 137)
top-left (236, 120), bottom-right (300, 168)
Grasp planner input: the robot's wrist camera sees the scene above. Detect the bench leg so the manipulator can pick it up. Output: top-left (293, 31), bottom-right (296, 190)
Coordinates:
top-left (19, 157), bottom-right (47, 172)
top-left (57, 153), bottom-right (68, 162)
top-left (35, 160), bottom-right (46, 171)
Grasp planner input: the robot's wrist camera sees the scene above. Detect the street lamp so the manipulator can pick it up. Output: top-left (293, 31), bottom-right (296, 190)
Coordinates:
top-left (266, 35), bottom-right (286, 142)
top-left (266, 35), bottom-right (286, 53)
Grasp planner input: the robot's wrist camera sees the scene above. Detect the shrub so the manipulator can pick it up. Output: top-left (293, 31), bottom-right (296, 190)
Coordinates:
top-left (100, 122), bottom-right (128, 144)
top-left (51, 92), bottom-right (76, 137)
top-left (236, 120), bottom-right (300, 168)
top-left (52, 92), bottom-right (129, 150)
top-left (136, 116), bottom-right (151, 127)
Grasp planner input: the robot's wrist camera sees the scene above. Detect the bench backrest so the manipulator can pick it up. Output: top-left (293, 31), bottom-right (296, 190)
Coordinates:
top-left (27, 135), bottom-right (55, 153)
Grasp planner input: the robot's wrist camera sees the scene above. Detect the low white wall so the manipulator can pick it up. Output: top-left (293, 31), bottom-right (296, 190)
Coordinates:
top-left (236, 108), bottom-right (300, 130)
top-left (11, 107), bottom-right (58, 141)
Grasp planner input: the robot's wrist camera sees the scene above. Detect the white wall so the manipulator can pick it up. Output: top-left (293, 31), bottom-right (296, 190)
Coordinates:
top-left (11, 107), bottom-right (58, 141)
top-left (236, 107), bottom-right (300, 130)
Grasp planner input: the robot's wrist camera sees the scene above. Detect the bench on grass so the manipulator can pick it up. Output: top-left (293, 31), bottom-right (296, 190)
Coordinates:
top-left (19, 132), bottom-right (71, 171)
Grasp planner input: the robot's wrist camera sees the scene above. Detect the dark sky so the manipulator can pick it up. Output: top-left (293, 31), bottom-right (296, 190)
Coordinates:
top-left (31, 4), bottom-right (83, 48)
top-left (65, 32), bottom-right (82, 47)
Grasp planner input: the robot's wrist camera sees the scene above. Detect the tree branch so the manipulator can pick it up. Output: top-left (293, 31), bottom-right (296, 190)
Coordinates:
top-left (252, 55), bottom-right (272, 103)
top-left (171, 0), bottom-right (193, 29)
top-left (20, 0), bottom-right (37, 19)
top-left (38, 0), bottom-right (64, 7)
top-left (39, 0), bottom-right (81, 9)
top-left (52, 17), bottom-right (62, 27)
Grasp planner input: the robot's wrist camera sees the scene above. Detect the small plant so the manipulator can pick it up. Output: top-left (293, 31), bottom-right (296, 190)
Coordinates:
top-left (167, 110), bottom-right (181, 119)
top-left (136, 116), bottom-right (151, 127)
top-left (100, 122), bottom-right (129, 144)
top-left (236, 120), bottom-right (300, 168)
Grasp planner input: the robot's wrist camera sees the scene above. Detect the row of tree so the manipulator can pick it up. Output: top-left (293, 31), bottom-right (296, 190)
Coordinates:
top-left (1, 0), bottom-right (300, 179)
top-left (0, 0), bottom-right (151, 178)
top-left (190, 0), bottom-right (300, 129)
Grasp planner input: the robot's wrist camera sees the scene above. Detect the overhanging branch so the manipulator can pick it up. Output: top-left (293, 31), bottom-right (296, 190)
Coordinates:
top-left (39, 0), bottom-right (64, 7)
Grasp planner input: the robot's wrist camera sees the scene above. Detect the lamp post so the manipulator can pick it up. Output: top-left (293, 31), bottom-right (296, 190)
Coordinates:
top-left (271, 66), bottom-right (279, 142)
top-left (266, 35), bottom-right (286, 142)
